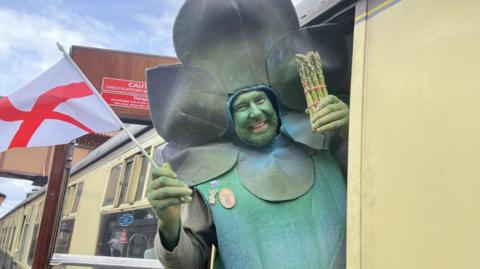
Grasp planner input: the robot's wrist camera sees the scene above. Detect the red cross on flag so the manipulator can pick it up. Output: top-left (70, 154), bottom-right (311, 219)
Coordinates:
top-left (0, 57), bottom-right (122, 153)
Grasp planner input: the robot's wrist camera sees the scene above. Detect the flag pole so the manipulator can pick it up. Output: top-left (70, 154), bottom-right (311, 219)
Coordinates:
top-left (56, 42), bottom-right (158, 169)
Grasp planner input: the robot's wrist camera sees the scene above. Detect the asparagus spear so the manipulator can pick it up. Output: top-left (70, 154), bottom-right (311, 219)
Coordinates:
top-left (295, 51), bottom-right (330, 130)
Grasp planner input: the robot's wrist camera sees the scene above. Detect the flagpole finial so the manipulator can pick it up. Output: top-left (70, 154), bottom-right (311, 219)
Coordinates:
top-left (56, 42), bottom-right (68, 56)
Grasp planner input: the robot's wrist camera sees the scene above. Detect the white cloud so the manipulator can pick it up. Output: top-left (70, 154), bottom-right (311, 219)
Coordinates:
top-left (0, 7), bottom-right (108, 96)
top-left (0, 177), bottom-right (36, 218)
top-left (132, 12), bottom-right (176, 56)
top-left (0, 1), bottom-right (180, 97)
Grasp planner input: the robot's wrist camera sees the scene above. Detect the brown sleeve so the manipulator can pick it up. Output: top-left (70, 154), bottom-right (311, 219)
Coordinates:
top-left (154, 189), bottom-right (216, 269)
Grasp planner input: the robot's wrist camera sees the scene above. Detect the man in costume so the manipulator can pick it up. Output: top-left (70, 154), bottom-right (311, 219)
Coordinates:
top-left (146, 0), bottom-right (349, 268)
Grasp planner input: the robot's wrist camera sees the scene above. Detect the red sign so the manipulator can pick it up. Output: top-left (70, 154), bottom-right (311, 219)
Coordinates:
top-left (101, 77), bottom-right (149, 109)
top-left (102, 92), bottom-right (148, 109)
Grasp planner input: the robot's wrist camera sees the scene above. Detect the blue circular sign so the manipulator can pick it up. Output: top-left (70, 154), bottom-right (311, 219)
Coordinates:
top-left (119, 213), bottom-right (134, 227)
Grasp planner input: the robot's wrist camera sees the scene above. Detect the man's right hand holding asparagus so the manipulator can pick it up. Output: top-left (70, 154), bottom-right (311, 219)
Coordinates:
top-left (311, 95), bottom-right (349, 138)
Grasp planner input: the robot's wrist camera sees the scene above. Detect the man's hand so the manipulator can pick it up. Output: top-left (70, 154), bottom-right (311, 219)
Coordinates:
top-left (147, 162), bottom-right (192, 250)
top-left (311, 95), bottom-right (349, 138)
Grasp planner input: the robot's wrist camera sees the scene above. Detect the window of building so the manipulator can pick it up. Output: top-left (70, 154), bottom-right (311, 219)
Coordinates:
top-left (103, 165), bottom-right (122, 207)
top-left (71, 182), bottom-right (84, 214)
top-left (96, 208), bottom-right (157, 259)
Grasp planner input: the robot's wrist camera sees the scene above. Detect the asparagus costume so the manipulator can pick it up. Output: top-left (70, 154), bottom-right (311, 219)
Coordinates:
top-left (147, 0), bottom-right (349, 268)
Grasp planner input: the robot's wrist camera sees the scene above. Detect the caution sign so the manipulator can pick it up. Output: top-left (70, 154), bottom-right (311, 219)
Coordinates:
top-left (101, 77), bottom-right (149, 109)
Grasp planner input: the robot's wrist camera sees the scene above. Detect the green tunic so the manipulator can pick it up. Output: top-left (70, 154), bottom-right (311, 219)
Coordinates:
top-left (196, 150), bottom-right (346, 269)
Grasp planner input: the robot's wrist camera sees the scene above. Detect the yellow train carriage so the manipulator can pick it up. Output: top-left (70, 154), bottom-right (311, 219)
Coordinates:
top-left (53, 126), bottom-right (165, 268)
top-left (0, 188), bottom-right (45, 269)
top-left (348, 0), bottom-right (480, 268)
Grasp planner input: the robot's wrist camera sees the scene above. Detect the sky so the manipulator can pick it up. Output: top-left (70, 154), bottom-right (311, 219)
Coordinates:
top-left (0, 0), bottom-right (304, 218)
top-left (0, 0), bottom-right (304, 97)
top-left (0, 178), bottom-right (38, 217)
top-left (0, 0), bottom-right (185, 97)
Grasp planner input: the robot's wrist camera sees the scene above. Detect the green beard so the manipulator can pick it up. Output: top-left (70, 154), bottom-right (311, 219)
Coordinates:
top-left (234, 112), bottom-right (279, 147)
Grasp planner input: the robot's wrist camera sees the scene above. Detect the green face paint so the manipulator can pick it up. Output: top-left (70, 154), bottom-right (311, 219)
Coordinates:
top-left (232, 91), bottom-right (279, 147)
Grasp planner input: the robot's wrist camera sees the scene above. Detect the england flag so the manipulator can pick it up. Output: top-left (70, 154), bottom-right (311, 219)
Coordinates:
top-left (0, 57), bottom-right (122, 152)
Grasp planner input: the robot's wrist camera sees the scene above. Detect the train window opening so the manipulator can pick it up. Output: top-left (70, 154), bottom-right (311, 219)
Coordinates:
top-left (125, 155), bottom-right (144, 204)
top-left (6, 224), bottom-right (11, 248)
top-left (6, 221), bottom-right (11, 251)
top-left (149, 143), bottom-right (167, 188)
top-left (117, 158), bottom-right (134, 205)
top-left (27, 224), bottom-right (39, 266)
top-left (103, 147), bottom-right (155, 209)
top-left (62, 185), bottom-right (76, 217)
top-left (54, 219), bottom-right (75, 254)
top-left (6, 227), bottom-right (8, 249)
top-left (103, 164), bottom-right (122, 207)
top-left (1, 227), bottom-right (6, 248)
top-left (1, 227), bottom-right (6, 249)
top-left (71, 182), bottom-right (84, 214)
top-left (9, 226), bottom-right (16, 251)
top-left (36, 200), bottom-right (44, 222)
top-left (27, 200), bottom-right (43, 266)
top-left (6, 230), bottom-right (9, 249)
top-left (96, 208), bottom-right (158, 259)
top-left (17, 208), bottom-right (33, 263)
top-left (134, 148), bottom-right (151, 202)
top-left (11, 224), bottom-right (15, 250)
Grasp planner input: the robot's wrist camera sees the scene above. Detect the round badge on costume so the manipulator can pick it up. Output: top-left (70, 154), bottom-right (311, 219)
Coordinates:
top-left (219, 188), bottom-right (236, 209)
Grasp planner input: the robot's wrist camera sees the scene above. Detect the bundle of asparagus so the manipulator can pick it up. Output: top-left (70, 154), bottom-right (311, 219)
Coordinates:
top-left (295, 51), bottom-right (329, 129)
